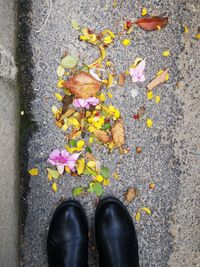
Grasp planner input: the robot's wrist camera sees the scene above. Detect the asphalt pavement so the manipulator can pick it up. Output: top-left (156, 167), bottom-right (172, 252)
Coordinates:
top-left (19, 0), bottom-right (200, 266)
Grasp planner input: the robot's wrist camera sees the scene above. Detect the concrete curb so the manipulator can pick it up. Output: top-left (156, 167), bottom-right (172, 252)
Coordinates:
top-left (0, 1), bottom-right (19, 267)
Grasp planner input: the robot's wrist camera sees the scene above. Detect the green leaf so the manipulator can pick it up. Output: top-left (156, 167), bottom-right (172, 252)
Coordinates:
top-left (87, 182), bottom-right (94, 193)
top-left (69, 139), bottom-right (77, 147)
top-left (71, 19), bottom-right (80, 30)
top-left (47, 168), bottom-right (60, 179)
top-left (101, 167), bottom-right (110, 179)
top-left (101, 123), bottom-right (111, 130)
top-left (61, 55), bottom-right (79, 69)
top-left (56, 65), bottom-right (65, 77)
top-left (93, 182), bottom-right (103, 196)
top-left (85, 146), bottom-right (92, 153)
top-left (83, 166), bottom-right (97, 176)
top-left (72, 187), bottom-right (84, 197)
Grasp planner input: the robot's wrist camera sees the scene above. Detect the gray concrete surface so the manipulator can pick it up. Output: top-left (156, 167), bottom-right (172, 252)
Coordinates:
top-left (19, 0), bottom-right (200, 266)
top-left (0, 0), bottom-right (19, 267)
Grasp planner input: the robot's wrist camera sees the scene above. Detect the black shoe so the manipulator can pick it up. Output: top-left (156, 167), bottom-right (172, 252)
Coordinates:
top-left (95, 197), bottom-right (139, 267)
top-left (47, 200), bottom-right (88, 267)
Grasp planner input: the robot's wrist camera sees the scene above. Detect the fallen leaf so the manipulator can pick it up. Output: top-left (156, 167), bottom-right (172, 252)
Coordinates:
top-left (76, 158), bottom-right (85, 175)
top-left (147, 68), bottom-right (169, 91)
top-left (111, 119), bottom-right (125, 147)
top-left (135, 16), bottom-right (168, 31)
top-left (62, 95), bottom-right (73, 114)
top-left (71, 19), bottom-right (80, 30)
top-left (93, 182), bottom-right (103, 196)
top-left (100, 166), bottom-right (110, 178)
top-left (118, 73), bottom-right (125, 86)
top-left (63, 71), bottom-right (101, 99)
top-left (85, 152), bottom-right (96, 161)
top-left (135, 207), bottom-right (152, 221)
top-left (28, 168), bottom-right (39, 176)
top-left (47, 168), bottom-right (60, 179)
top-left (60, 108), bottom-right (75, 120)
top-left (72, 187), bottom-right (85, 196)
top-left (94, 129), bottom-right (110, 144)
top-left (125, 187), bottom-right (139, 203)
top-left (57, 65), bottom-right (65, 77)
top-left (60, 55), bottom-right (79, 69)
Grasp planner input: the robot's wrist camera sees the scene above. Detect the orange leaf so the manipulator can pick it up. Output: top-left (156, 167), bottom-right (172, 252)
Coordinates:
top-left (135, 16), bottom-right (168, 31)
top-left (118, 73), bottom-right (125, 86)
top-left (147, 68), bottom-right (169, 91)
top-left (94, 129), bottom-right (110, 144)
top-left (63, 71), bottom-right (101, 99)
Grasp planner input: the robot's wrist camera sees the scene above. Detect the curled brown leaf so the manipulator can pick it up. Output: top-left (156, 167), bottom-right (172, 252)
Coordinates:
top-left (111, 119), bottom-right (125, 147)
top-left (147, 68), bottom-right (169, 91)
top-left (94, 129), bottom-right (110, 144)
top-left (62, 94), bottom-right (73, 114)
top-left (135, 16), bottom-right (168, 31)
top-left (63, 71), bottom-right (101, 98)
top-left (118, 73), bottom-right (125, 86)
top-left (125, 187), bottom-right (139, 203)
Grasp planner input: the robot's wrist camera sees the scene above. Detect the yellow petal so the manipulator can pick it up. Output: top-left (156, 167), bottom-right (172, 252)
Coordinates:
top-left (104, 35), bottom-right (113, 44)
top-left (57, 79), bottom-right (64, 88)
top-left (122, 38), bottom-right (131, 46)
top-left (52, 105), bottom-right (58, 115)
top-left (48, 173), bottom-right (52, 181)
top-left (77, 158), bottom-right (85, 175)
top-left (54, 93), bottom-right (63, 101)
top-left (89, 137), bottom-right (94, 144)
top-left (88, 126), bottom-right (95, 133)
top-left (103, 178), bottom-right (110, 186)
top-left (165, 73), bottom-right (169, 81)
top-left (157, 25), bottom-right (161, 30)
top-left (142, 7), bottom-right (147, 16)
top-left (99, 93), bottom-right (106, 102)
top-left (107, 92), bottom-right (113, 98)
top-left (107, 73), bottom-right (114, 88)
top-left (77, 140), bottom-right (85, 150)
top-left (101, 29), bottom-right (115, 38)
top-left (146, 118), bottom-right (153, 128)
top-left (87, 161), bottom-right (96, 170)
top-left (184, 26), bottom-right (189, 33)
top-left (106, 60), bottom-right (111, 67)
top-left (95, 175), bottom-right (104, 182)
top-left (52, 182), bottom-right (58, 192)
top-left (28, 168), bottom-right (39, 176)
top-left (141, 207), bottom-right (152, 215)
top-left (162, 50), bottom-right (170, 57)
top-left (65, 166), bottom-right (71, 173)
top-left (147, 91), bottom-right (154, 100)
top-left (135, 209), bottom-right (141, 221)
top-left (156, 69), bottom-right (164, 76)
top-left (195, 33), bottom-right (200, 39)
top-left (155, 95), bottom-right (161, 103)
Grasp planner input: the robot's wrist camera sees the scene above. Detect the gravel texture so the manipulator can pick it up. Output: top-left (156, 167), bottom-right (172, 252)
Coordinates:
top-left (19, 0), bottom-right (200, 266)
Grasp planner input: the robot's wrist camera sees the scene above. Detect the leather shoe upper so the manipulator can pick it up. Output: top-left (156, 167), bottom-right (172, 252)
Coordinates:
top-left (95, 197), bottom-right (139, 267)
top-left (47, 200), bottom-right (88, 267)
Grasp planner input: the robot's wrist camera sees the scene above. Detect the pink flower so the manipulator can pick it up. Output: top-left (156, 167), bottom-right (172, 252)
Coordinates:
top-left (129, 59), bottom-right (146, 83)
top-left (47, 149), bottom-right (80, 174)
top-left (73, 97), bottom-right (99, 109)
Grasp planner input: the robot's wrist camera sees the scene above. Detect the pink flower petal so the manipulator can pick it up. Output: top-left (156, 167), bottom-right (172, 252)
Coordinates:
top-left (129, 59), bottom-right (146, 83)
top-left (61, 150), bottom-right (69, 158)
top-left (73, 97), bottom-right (99, 109)
top-left (57, 164), bottom-right (65, 174)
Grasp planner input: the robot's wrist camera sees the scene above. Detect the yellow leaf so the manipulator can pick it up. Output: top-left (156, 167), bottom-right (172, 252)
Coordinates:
top-left (77, 158), bottom-right (85, 175)
top-left (142, 7), bottom-right (147, 16)
top-left (146, 118), bottom-right (153, 128)
top-left (28, 168), bottom-right (39, 176)
top-left (162, 50), bottom-right (170, 57)
top-left (122, 38), bottom-right (131, 46)
top-left (52, 182), bottom-right (58, 192)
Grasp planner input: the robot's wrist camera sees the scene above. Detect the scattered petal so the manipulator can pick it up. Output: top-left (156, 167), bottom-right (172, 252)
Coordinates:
top-left (135, 207), bottom-right (151, 221)
top-left (122, 38), bottom-right (131, 46)
top-left (131, 89), bottom-right (139, 98)
top-left (77, 158), bottom-right (85, 175)
top-left (147, 91), bottom-right (154, 100)
top-left (55, 93), bottom-right (63, 101)
top-left (155, 95), bottom-right (161, 103)
top-left (195, 33), bottom-right (200, 39)
top-left (73, 97), bottom-right (99, 109)
top-left (71, 19), bottom-right (80, 30)
top-left (162, 50), bottom-right (170, 57)
top-left (184, 26), bottom-right (189, 33)
top-left (141, 7), bottom-right (148, 16)
top-left (129, 59), bottom-right (146, 83)
top-left (146, 118), bottom-right (153, 128)
top-left (52, 182), bottom-right (58, 192)
top-left (28, 168), bottom-right (39, 176)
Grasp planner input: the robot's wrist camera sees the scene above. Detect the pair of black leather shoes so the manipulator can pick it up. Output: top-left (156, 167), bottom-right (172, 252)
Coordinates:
top-left (47, 197), bottom-right (139, 267)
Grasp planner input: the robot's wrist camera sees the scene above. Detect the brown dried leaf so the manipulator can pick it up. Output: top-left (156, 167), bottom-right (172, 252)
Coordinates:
top-left (118, 73), bottom-right (125, 86)
top-left (147, 68), bottom-right (169, 91)
top-left (135, 16), bottom-right (168, 31)
top-left (63, 71), bottom-right (101, 99)
top-left (62, 95), bottom-right (73, 114)
top-left (138, 106), bottom-right (146, 118)
top-left (125, 187), bottom-right (139, 203)
top-left (111, 119), bottom-right (125, 147)
top-left (94, 129), bottom-right (110, 144)
top-left (85, 152), bottom-right (96, 161)
top-left (60, 108), bottom-right (75, 120)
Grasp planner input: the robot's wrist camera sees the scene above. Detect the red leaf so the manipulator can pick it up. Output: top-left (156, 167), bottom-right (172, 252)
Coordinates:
top-left (135, 16), bottom-right (168, 31)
